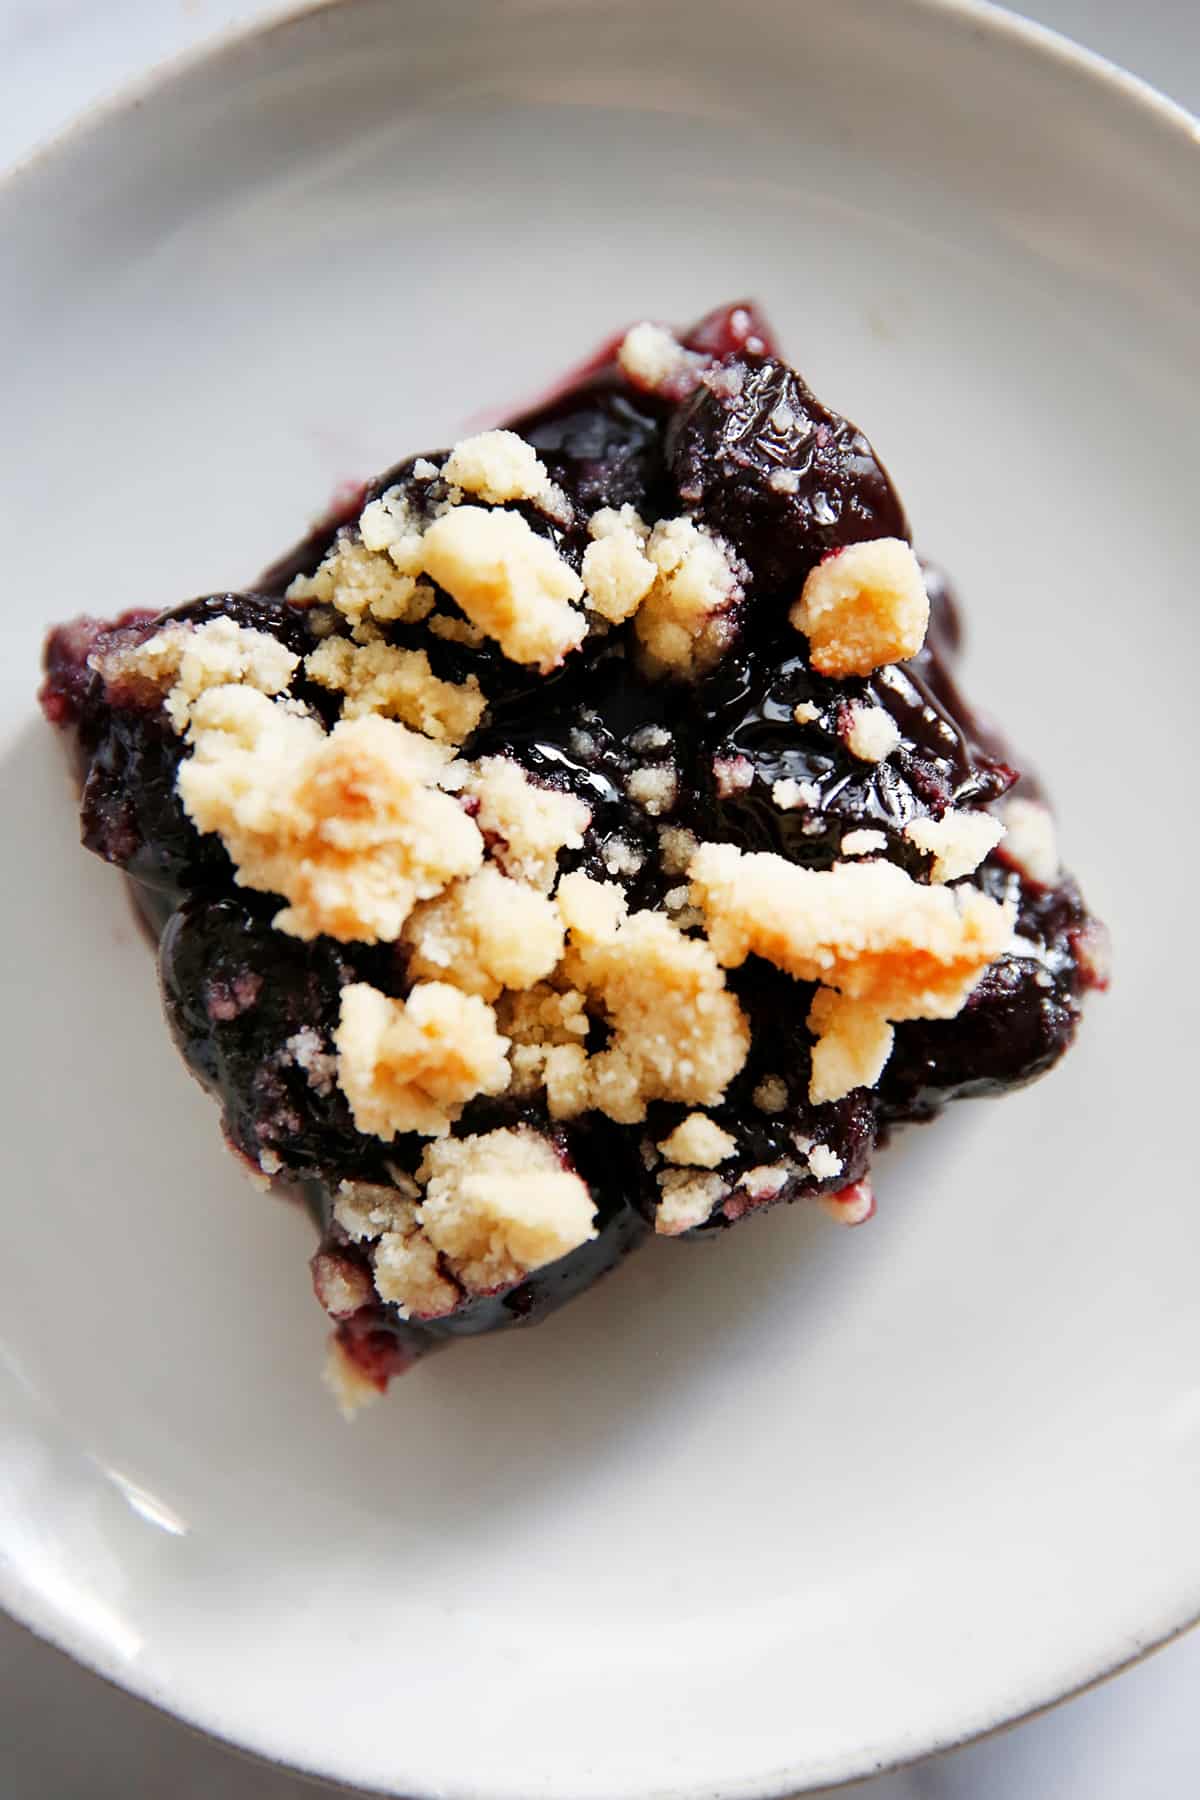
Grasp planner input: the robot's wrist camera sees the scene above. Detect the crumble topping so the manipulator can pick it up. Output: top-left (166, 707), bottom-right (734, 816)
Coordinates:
top-left (753, 1074), bottom-right (789, 1114)
top-left (657, 1113), bottom-right (737, 1168)
top-left (284, 1026), bottom-right (338, 1096)
top-left (419, 506), bottom-right (587, 672)
top-left (627, 764), bottom-right (678, 817)
top-left (428, 611), bottom-right (487, 648)
top-left (840, 829), bottom-right (888, 857)
top-left (441, 430), bottom-right (563, 511)
top-left (461, 755), bottom-right (590, 890)
top-left (372, 1211), bottom-right (460, 1317)
top-left (94, 617), bottom-right (299, 730)
top-left (178, 691), bottom-right (482, 942)
top-left (658, 825), bottom-right (700, 876)
top-left (334, 979), bottom-right (510, 1140)
top-left (905, 810), bottom-right (1006, 883)
top-left (844, 700), bottom-right (902, 763)
top-left (807, 987), bottom-right (895, 1103)
top-left (634, 517), bottom-right (743, 678)
top-left (305, 638), bottom-right (485, 743)
top-left (552, 873), bottom-right (751, 1123)
top-left (403, 866), bottom-right (565, 1000)
top-left (773, 777), bottom-right (820, 812)
top-left (821, 1179), bottom-right (876, 1226)
top-left (417, 1128), bottom-right (597, 1290)
top-left (323, 1336), bottom-right (385, 1418)
top-left (655, 1168), bottom-right (728, 1236)
top-left (793, 700), bottom-right (821, 725)
top-left (310, 1249), bottom-right (375, 1319)
top-left (582, 507), bottom-right (656, 623)
top-left (617, 322), bottom-right (699, 395)
top-left (689, 842), bottom-right (1013, 1020)
top-left (289, 529), bottom-right (435, 629)
top-left (997, 796), bottom-right (1059, 887)
top-left (790, 538), bottom-right (929, 677)
top-left (808, 1144), bottom-right (844, 1180)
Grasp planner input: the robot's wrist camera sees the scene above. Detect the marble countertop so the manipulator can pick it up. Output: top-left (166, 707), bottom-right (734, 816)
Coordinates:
top-left (2, 3), bottom-right (1197, 1795)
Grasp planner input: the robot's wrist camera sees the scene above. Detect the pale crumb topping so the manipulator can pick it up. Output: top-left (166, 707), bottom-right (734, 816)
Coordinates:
top-left (178, 691), bottom-right (482, 942)
top-left (792, 700), bottom-right (821, 725)
top-left (332, 1179), bottom-right (419, 1241)
top-left (420, 506), bottom-right (586, 672)
top-left (997, 796), bottom-right (1060, 887)
top-left (820, 1179), bottom-right (876, 1226)
top-left (94, 617), bottom-right (299, 731)
top-left (844, 701), bottom-right (902, 763)
top-left (808, 1143), bottom-right (845, 1180)
top-left (713, 755), bottom-right (754, 797)
top-left (635, 517), bottom-right (742, 678)
top-left (284, 1026), bottom-right (337, 1096)
top-left (602, 835), bottom-right (646, 878)
top-left (496, 981), bottom-right (590, 1048)
top-left (310, 1249), bottom-right (375, 1319)
top-left (739, 1164), bottom-right (792, 1201)
top-left (289, 529), bottom-right (435, 629)
top-left (617, 322), bottom-right (695, 394)
top-left (555, 874), bottom-right (750, 1123)
top-left (658, 824), bottom-right (700, 876)
top-left (905, 810), bottom-right (1005, 883)
top-left (428, 611), bottom-right (486, 648)
top-left (690, 842), bottom-right (1013, 1021)
top-left (323, 1336), bottom-right (383, 1419)
top-left (772, 777), bottom-right (820, 812)
top-left (462, 755), bottom-right (590, 890)
top-left (334, 980), bottom-right (510, 1139)
top-left (791, 539), bottom-right (929, 677)
top-left (403, 865), bottom-right (565, 1000)
top-left (373, 1220), bottom-right (460, 1318)
top-left (582, 506), bottom-right (656, 623)
top-left (441, 430), bottom-right (561, 510)
top-left (655, 1168), bottom-right (728, 1236)
top-left (753, 1074), bottom-right (789, 1114)
top-left (658, 1113), bottom-right (737, 1168)
top-left (417, 1128), bottom-right (597, 1291)
top-left (807, 988), bottom-right (895, 1103)
top-left (305, 637), bottom-right (485, 743)
top-left (626, 764), bottom-right (678, 817)
top-left (840, 829), bottom-right (887, 857)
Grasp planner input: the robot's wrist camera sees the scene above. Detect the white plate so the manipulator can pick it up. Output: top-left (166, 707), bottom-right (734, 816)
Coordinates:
top-left (2, 1), bottom-right (1198, 1794)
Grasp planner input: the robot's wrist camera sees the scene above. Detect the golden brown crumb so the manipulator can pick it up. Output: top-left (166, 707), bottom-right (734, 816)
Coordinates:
top-left (403, 866), bottom-right (565, 1000)
top-left (93, 617), bottom-right (300, 730)
top-left (790, 538), bottom-right (929, 677)
top-left (441, 430), bottom-right (560, 509)
top-left (657, 1113), bottom-right (737, 1167)
top-left (420, 506), bottom-right (586, 671)
top-left (807, 988), bottom-right (895, 1103)
top-left (654, 1168), bottom-right (728, 1236)
top-left (905, 810), bottom-right (1006, 883)
top-left (417, 1128), bottom-right (597, 1289)
top-left (304, 637), bottom-right (485, 743)
top-left (462, 756), bottom-right (590, 890)
top-left (334, 980), bottom-right (511, 1139)
top-left (582, 507), bottom-right (656, 623)
top-left (288, 528), bottom-right (434, 629)
top-left (689, 842), bottom-right (1013, 1020)
top-left (372, 1211), bottom-right (461, 1318)
top-left (634, 517), bottom-right (741, 678)
top-left (178, 690), bottom-right (482, 942)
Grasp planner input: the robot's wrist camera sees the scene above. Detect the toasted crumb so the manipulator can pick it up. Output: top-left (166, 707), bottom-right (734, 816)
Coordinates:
top-left (420, 506), bottom-right (586, 672)
top-left (417, 1128), bottom-right (597, 1290)
top-left (442, 430), bottom-right (559, 509)
top-left (659, 825), bottom-right (700, 877)
top-left (305, 637), bottom-right (485, 743)
top-left (690, 842), bottom-right (1013, 1020)
top-left (178, 691), bottom-right (482, 942)
top-left (840, 829), bottom-right (887, 857)
top-left (905, 810), bottom-right (1006, 883)
top-left (403, 865), bottom-right (565, 1000)
top-left (807, 987), bottom-right (895, 1102)
top-left (555, 877), bottom-right (750, 1123)
top-left (997, 796), bottom-right (1059, 887)
top-left (844, 701), bottom-right (902, 763)
top-left (658, 1113), bottom-right (737, 1168)
top-left (655, 1168), bottom-right (728, 1236)
top-left (94, 616), bottom-right (300, 731)
top-left (753, 1074), bottom-right (789, 1114)
top-left (635, 517), bottom-right (742, 678)
top-left (627, 764), bottom-right (678, 817)
top-left (582, 507), bottom-right (656, 623)
top-left (335, 980), bottom-right (510, 1139)
top-left (462, 755), bottom-right (590, 890)
top-left (791, 539), bottom-right (929, 677)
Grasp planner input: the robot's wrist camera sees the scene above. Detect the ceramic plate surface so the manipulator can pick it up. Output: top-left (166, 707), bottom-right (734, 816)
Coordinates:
top-left (2, 2), bottom-right (1198, 1794)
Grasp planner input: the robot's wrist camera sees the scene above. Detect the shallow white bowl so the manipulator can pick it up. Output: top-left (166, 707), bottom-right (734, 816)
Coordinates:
top-left (2, 1), bottom-right (1198, 1794)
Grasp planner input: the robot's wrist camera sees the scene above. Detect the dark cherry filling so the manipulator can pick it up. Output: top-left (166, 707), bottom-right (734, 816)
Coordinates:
top-left (40, 302), bottom-right (1105, 1386)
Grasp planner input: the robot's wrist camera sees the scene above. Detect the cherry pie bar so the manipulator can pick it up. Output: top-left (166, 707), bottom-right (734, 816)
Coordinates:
top-left (40, 304), bottom-right (1108, 1411)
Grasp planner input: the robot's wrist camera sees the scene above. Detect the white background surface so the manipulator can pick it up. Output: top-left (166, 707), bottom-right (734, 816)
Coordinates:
top-left (1, 3), bottom-right (1198, 1797)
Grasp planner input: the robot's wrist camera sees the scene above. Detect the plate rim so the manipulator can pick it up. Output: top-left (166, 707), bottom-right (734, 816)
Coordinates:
top-left (2, 0), bottom-right (1199, 1793)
